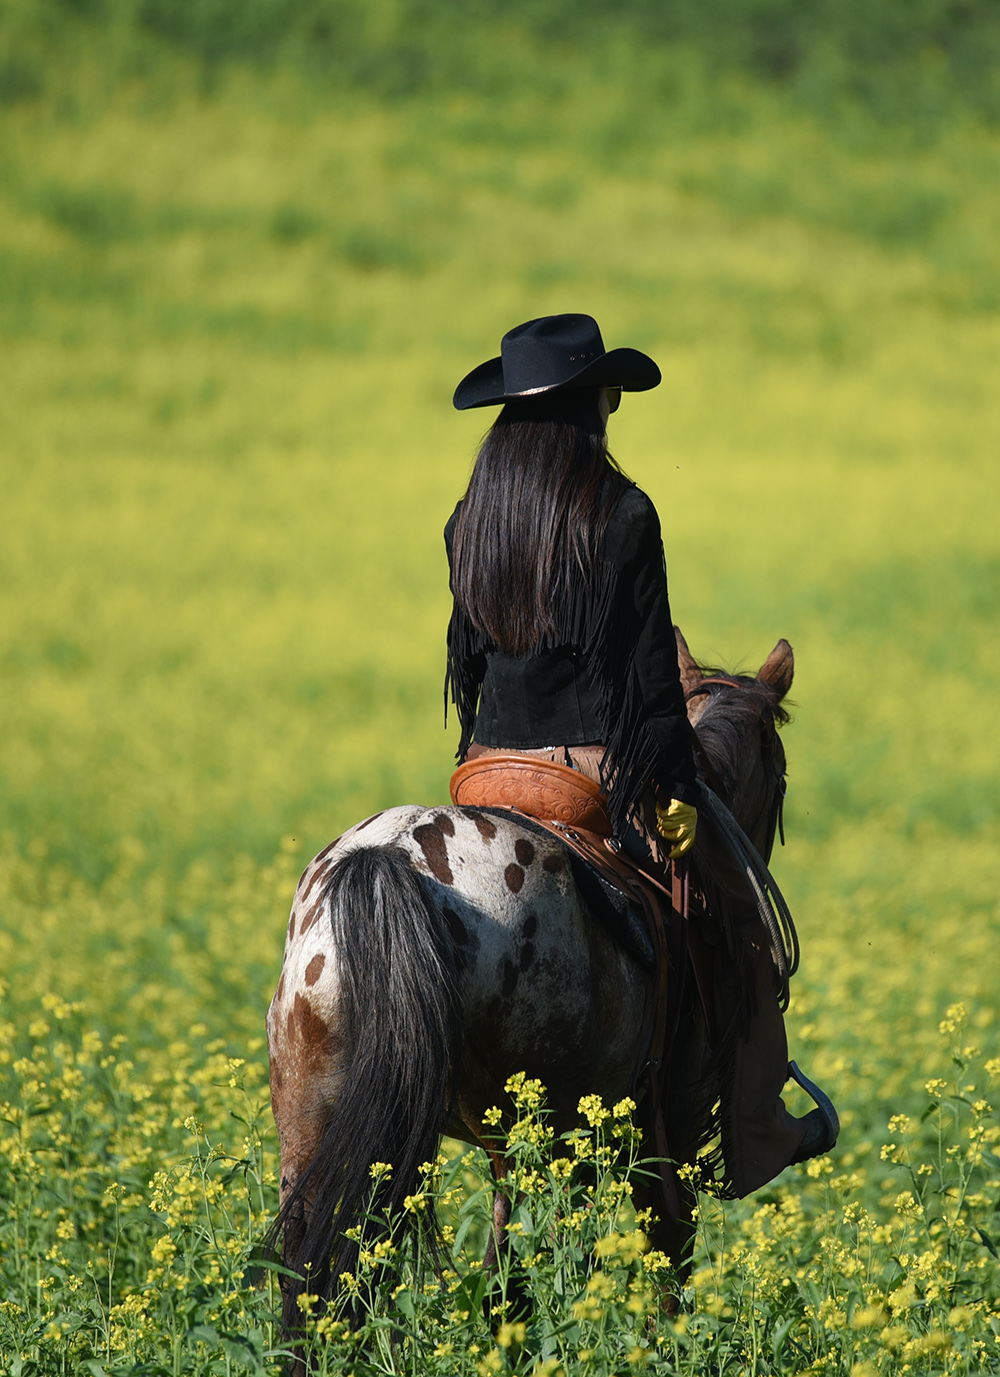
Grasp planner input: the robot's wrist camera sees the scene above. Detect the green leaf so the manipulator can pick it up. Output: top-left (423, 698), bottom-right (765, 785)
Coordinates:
top-left (452, 1213), bottom-right (479, 1254)
top-left (394, 1288), bottom-right (417, 1319)
top-left (249, 1255), bottom-right (306, 1280)
top-left (219, 1332), bottom-right (264, 1372)
top-left (450, 1268), bottom-right (491, 1316)
top-left (187, 1323), bottom-right (220, 1344)
top-left (772, 1315), bottom-right (795, 1360)
top-left (976, 1227), bottom-right (999, 1258)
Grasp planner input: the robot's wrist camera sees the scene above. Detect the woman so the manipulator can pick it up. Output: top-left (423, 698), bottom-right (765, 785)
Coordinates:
top-left (445, 313), bottom-right (838, 1188)
top-left (445, 313), bottom-right (698, 865)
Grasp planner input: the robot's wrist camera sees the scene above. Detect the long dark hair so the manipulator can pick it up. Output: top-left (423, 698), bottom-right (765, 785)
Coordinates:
top-left (451, 389), bottom-right (628, 655)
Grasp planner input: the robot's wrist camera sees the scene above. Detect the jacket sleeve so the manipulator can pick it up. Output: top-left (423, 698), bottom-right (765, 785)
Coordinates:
top-left (444, 502), bottom-right (487, 760)
top-left (625, 500), bottom-right (699, 805)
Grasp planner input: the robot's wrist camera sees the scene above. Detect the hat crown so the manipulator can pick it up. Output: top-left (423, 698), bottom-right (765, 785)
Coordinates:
top-left (500, 314), bottom-right (606, 395)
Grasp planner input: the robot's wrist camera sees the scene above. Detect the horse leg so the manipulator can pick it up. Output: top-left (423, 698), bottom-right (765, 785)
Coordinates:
top-left (634, 1010), bottom-right (705, 1313)
top-left (473, 1132), bottom-right (515, 1279)
top-left (272, 1107), bottom-right (330, 1370)
top-left (482, 1182), bottom-right (534, 1329)
top-left (632, 1159), bottom-right (697, 1319)
top-left (482, 1187), bottom-right (511, 1272)
top-left (268, 1013), bottom-right (341, 1373)
top-left (466, 1125), bottom-right (533, 1327)
top-left (646, 1172), bottom-right (697, 1279)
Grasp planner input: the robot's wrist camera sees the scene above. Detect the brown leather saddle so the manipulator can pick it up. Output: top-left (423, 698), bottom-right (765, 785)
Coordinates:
top-left (450, 752), bottom-right (691, 1218)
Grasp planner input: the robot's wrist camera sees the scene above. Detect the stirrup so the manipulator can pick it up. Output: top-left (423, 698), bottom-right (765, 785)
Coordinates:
top-left (788, 1060), bottom-right (840, 1158)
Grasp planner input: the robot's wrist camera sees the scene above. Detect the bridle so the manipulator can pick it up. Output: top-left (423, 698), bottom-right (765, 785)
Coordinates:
top-left (684, 675), bottom-right (746, 700)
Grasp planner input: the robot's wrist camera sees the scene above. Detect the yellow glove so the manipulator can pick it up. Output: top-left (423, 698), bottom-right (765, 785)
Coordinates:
top-left (655, 798), bottom-right (698, 859)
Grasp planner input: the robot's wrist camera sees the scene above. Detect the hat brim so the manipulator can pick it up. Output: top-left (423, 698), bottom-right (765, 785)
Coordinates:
top-left (453, 347), bottom-right (661, 411)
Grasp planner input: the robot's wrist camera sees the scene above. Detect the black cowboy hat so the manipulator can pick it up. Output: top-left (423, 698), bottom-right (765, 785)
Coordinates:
top-left (453, 313), bottom-right (661, 410)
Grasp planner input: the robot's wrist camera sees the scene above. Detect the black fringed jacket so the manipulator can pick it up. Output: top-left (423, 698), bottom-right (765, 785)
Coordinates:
top-left (444, 482), bottom-right (698, 835)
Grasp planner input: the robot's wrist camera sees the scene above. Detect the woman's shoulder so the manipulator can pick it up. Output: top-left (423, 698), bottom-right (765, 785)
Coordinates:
top-left (602, 482), bottom-right (661, 565)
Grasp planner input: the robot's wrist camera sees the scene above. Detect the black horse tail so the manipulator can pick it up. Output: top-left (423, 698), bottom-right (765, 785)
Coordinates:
top-left (271, 844), bottom-right (461, 1312)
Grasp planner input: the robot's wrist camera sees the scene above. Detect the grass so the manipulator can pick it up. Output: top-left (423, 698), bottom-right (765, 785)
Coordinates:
top-left (0, 35), bottom-right (999, 1375)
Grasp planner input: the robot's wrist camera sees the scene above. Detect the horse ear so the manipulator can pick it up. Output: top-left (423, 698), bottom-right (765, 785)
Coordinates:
top-left (674, 625), bottom-right (702, 696)
top-left (758, 639), bottom-right (794, 699)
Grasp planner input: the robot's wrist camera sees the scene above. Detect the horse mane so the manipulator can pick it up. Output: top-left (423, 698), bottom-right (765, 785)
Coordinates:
top-left (692, 666), bottom-right (790, 806)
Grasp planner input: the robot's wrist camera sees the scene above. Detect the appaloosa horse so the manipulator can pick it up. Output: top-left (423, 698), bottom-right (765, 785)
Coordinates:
top-left (266, 630), bottom-right (795, 1335)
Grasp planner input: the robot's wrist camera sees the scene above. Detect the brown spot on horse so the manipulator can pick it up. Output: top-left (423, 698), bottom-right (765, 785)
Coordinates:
top-left (443, 904), bottom-right (479, 973)
top-left (355, 812), bottom-right (385, 833)
top-left (519, 942), bottom-right (535, 972)
top-left (515, 839), bottom-right (535, 867)
top-left (504, 863), bottom-right (525, 894)
top-left (442, 906), bottom-right (468, 946)
top-left (287, 992), bottom-right (334, 1070)
top-left (299, 894), bottom-right (326, 935)
top-left (305, 953), bottom-right (325, 986)
top-left (287, 914), bottom-right (296, 943)
top-left (542, 851), bottom-right (565, 874)
top-left (464, 810), bottom-right (497, 842)
top-left (501, 959), bottom-right (519, 997)
top-left (414, 821), bottom-right (454, 886)
top-left (522, 913), bottom-right (538, 939)
top-left (300, 858), bottom-right (332, 904)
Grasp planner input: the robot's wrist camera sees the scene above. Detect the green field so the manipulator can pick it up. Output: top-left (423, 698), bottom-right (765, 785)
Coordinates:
top-left (1, 8), bottom-right (1000, 1372)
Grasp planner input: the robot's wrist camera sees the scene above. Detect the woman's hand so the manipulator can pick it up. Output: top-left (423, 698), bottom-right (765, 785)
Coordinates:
top-left (655, 799), bottom-right (698, 859)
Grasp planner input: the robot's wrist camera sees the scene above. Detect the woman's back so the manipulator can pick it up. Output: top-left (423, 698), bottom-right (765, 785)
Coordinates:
top-left (447, 476), bottom-right (697, 837)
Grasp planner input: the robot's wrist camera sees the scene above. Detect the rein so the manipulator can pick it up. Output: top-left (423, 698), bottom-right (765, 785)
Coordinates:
top-left (685, 674), bottom-right (800, 1010)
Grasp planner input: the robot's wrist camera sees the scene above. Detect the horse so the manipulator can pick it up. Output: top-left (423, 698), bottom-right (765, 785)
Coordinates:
top-left (265, 629), bottom-right (795, 1343)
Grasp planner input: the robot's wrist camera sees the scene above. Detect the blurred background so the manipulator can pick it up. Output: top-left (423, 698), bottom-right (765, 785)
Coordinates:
top-left (0, 0), bottom-right (998, 1051)
top-left (3, 9), bottom-right (1000, 1363)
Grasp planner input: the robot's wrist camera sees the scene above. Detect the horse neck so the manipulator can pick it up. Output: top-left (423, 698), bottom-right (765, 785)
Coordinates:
top-left (694, 688), bottom-right (783, 861)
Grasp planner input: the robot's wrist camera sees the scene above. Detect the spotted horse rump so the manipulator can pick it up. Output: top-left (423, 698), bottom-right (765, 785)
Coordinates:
top-left (268, 803), bottom-right (647, 1158)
